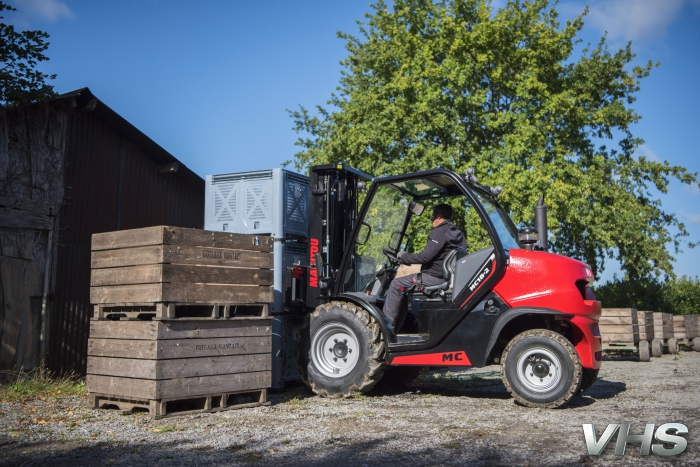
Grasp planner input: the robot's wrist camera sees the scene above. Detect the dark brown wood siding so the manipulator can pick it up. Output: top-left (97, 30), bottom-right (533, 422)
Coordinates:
top-left (49, 109), bottom-right (203, 374)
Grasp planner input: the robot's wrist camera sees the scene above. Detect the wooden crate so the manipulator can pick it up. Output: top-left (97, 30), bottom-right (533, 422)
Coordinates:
top-left (90, 226), bottom-right (274, 319)
top-left (600, 308), bottom-right (639, 344)
top-left (637, 311), bottom-right (653, 341)
top-left (673, 315), bottom-right (687, 340)
top-left (652, 312), bottom-right (674, 340)
top-left (86, 319), bottom-right (272, 418)
top-left (685, 315), bottom-right (700, 339)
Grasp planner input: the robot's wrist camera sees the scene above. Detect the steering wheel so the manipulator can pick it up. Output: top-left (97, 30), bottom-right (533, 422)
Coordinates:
top-left (383, 249), bottom-right (400, 265)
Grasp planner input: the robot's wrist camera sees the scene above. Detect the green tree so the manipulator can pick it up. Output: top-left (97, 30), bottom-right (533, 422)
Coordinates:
top-left (289, 0), bottom-right (698, 281)
top-left (0, 1), bottom-right (56, 107)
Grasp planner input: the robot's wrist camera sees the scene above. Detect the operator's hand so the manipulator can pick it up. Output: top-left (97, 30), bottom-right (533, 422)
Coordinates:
top-left (397, 251), bottom-right (407, 263)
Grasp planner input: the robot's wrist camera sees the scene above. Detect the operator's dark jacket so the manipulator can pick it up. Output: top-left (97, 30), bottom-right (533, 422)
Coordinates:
top-left (400, 220), bottom-right (467, 278)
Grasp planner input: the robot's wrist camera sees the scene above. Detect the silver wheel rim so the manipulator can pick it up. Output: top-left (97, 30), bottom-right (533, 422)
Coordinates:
top-left (311, 322), bottom-right (360, 378)
top-left (516, 346), bottom-right (562, 393)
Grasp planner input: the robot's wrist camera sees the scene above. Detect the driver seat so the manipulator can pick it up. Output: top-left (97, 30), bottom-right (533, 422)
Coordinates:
top-left (418, 248), bottom-right (461, 299)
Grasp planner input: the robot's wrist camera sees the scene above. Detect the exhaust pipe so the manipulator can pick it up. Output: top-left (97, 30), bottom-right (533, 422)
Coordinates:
top-left (535, 195), bottom-right (548, 251)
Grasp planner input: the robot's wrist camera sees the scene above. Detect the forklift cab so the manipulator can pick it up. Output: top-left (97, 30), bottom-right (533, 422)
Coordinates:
top-left (336, 169), bottom-right (520, 344)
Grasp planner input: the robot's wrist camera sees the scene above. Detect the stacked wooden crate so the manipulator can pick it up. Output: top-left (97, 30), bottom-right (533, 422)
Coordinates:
top-left (636, 311), bottom-right (653, 342)
top-left (673, 315), bottom-right (687, 340)
top-left (651, 312), bottom-right (674, 340)
top-left (685, 315), bottom-right (700, 339)
top-left (87, 226), bottom-right (274, 419)
top-left (600, 308), bottom-right (639, 345)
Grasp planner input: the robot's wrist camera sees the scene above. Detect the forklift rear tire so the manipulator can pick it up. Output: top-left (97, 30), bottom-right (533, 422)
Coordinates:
top-left (501, 329), bottom-right (582, 408)
top-left (305, 301), bottom-right (386, 398)
top-left (651, 339), bottom-right (663, 358)
top-left (577, 368), bottom-right (599, 394)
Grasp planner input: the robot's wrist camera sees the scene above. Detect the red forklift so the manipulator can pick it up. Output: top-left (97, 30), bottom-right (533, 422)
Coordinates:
top-left (289, 164), bottom-right (602, 408)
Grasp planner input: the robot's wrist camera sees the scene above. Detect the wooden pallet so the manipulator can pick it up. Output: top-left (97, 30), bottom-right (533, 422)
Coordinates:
top-left (673, 315), bottom-right (687, 340)
top-left (93, 302), bottom-right (269, 320)
top-left (90, 226), bottom-right (273, 307)
top-left (89, 389), bottom-right (269, 419)
top-left (684, 315), bottom-right (700, 339)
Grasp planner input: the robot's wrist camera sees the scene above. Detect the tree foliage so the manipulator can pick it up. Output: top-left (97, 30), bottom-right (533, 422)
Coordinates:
top-left (0, 1), bottom-right (56, 108)
top-left (593, 276), bottom-right (700, 315)
top-left (289, 0), bottom-right (699, 280)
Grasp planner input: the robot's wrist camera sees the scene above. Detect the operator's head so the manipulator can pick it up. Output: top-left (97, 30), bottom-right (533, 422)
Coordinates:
top-left (431, 203), bottom-right (453, 227)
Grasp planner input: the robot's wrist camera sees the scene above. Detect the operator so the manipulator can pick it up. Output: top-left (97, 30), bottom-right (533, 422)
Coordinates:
top-left (382, 203), bottom-right (466, 332)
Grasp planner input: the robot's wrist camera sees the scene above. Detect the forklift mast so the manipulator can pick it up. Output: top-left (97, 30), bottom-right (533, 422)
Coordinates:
top-left (305, 164), bottom-right (372, 310)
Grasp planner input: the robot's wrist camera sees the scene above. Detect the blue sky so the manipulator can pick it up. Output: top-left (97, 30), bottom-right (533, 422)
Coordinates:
top-left (7, 0), bottom-right (700, 283)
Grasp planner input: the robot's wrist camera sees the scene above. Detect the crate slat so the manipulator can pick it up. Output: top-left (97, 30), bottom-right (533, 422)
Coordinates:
top-left (88, 336), bottom-right (271, 360)
top-left (91, 283), bottom-right (273, 305)
top-left (87, 354), bottom-right (271, 380)
top-left (89, 319), bottom-right (271, 340)
top-left (91, 226), bottom-right (273, 252)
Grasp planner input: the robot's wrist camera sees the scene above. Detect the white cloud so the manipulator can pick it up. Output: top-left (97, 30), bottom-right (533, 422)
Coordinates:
top-left (562, 0), bottom-right (687, 47)
top-left (683, 183), bottom-right (700, 196)
top-left (13, 0), bottom-right (74, 23)
top-left (679, 209), bottom-right (700, 224)
top-left (635, 143), bottom-right (661, 162)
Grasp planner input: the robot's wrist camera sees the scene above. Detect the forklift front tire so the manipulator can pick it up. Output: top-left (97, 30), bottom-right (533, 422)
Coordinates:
top-left (305, 301), bottom-right (386, 398)
top-left (501, 329), bottom-right (582, 408)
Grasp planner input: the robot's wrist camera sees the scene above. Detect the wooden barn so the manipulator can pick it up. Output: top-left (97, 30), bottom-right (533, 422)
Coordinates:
top-left (0, 88), bottom-right (204, 375)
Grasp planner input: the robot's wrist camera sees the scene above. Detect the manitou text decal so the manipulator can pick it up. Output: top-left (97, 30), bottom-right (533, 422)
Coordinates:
top-left (309, 238), bottom-right (319, 287)
top-left (583, 423), bottom-right (688, 457)
top-left (468, 253), bottom-right (496, 293)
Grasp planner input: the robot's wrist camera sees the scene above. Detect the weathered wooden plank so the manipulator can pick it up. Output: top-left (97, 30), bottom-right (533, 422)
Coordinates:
top-left (599, 324), bottom-right (638, 334)
top-left (92, 226), bottom-right (273, 252)
top-left (601, 308), bottom-right (638, 320)
top-left (87, 354), bottom-right (271, 379)
top-left (91, 283), bottom-right (163, 303)
top-left (90, 283), bottom-right (273, 305)
top-left (86, 371), bottom-right (271, 400)
top-left (86, 374), bottom-right (156, 399)
top-left (162, 228), bottom-right (273, 252)
top-left (91, 264), bottom-right (163, 286)
top-left (599, 316), bottom-right (636, 325)
top-left (160, 283), bottom-right (273, 304)
top-left (601, 334), bottom-right (637, 344)
top-left (156, 336), bottom-right (271, 359)
top-left (91, 245), bottom-right (164, 268)
top-left (92, 226), bottom-right (165, 251)
top-left (90, 264), bottom-right (274, 287)
top-left (89, 319), bottom-right (272, 340)
top-left (163, 246), bottom-right (272, 269)
top-left (92, 245), bottom-right (272, 269)
top-left (88, 336), bottom-right (271, 359)
top-left (156, 371), bottom-right (271, 399)
top-left (88, 338), bottom-right (158, 358)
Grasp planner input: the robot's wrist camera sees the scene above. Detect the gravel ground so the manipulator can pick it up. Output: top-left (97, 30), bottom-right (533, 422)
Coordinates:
top-left (1, 351), bottom-right (699, 467)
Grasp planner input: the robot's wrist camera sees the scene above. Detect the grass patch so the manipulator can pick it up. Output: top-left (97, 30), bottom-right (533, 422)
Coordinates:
top-left (442, 440), bottom-right (462, 449)
top-left (241, 450), bottom-right (262, 463)
top-left (152, 426), bottom-right (176, 433)
top-left (0, 365), bottom-right (85, 402)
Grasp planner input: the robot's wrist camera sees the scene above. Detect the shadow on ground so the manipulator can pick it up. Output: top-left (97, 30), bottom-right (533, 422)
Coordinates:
top-left (0, 432), bottom-right (584, 467)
